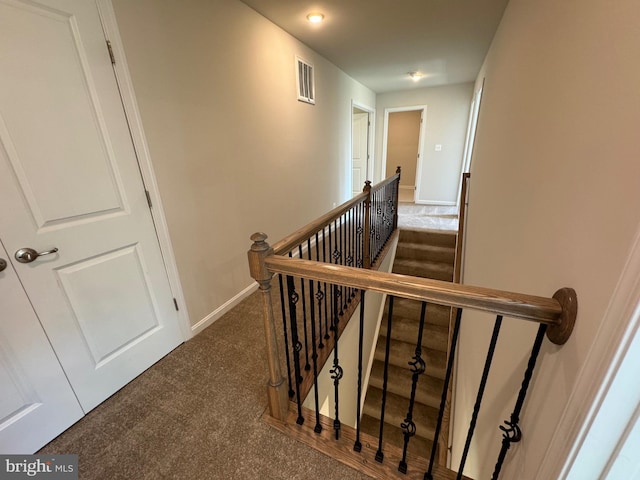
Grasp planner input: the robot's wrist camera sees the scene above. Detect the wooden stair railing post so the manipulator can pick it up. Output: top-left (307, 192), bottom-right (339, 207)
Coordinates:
top-left (363, 180), bottom-right (372, 269)
top-left (248, 232), bottom-right (289, 421)
top-left (394, 166), bottom-right (401, 231)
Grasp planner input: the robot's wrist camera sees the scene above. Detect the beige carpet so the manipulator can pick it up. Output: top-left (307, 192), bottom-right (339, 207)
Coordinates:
top-left (39, 288), bottom-right (370, 480)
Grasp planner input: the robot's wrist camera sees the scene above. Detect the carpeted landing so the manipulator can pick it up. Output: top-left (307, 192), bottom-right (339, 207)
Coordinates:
top-left (39, 290), bottom-right (370, 480)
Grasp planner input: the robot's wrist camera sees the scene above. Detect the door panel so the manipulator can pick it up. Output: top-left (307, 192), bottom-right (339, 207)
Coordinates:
top-left (0, 0), bottom-right (182, 413)
top-left (0, 241), bottom-right (83, 454)
top-left (352, 112), bottom-right (369, 196)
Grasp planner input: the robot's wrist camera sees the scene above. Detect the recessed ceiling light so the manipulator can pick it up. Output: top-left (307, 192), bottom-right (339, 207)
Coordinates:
top-left (409, 72), bottom-right (423, 81)
top-left (306, 13), bottom-right (324, 23)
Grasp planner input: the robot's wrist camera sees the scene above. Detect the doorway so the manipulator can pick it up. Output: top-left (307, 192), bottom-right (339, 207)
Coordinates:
top-left (382, 106), bottom-right (426, 203)
top-left (351, 103), bottom-right (374, 197)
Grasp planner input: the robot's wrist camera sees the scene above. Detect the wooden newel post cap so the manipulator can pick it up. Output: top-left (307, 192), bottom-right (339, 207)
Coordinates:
top-left (363, 180), bottom-right (372, 193)
top-left (248, 232), bottom-right (274, 283)
top-left (396, 165), bottom-right (401, 175)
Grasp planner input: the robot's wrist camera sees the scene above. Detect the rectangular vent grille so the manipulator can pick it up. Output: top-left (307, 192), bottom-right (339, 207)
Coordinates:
top-left (296, 56), bottom-right (315, 104)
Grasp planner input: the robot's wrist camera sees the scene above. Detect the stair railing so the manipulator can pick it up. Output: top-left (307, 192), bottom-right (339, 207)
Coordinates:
top-left (248, 172), bottom-right (577, 479)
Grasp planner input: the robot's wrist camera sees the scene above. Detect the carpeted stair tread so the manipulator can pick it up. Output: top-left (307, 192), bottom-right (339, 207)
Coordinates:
top-left (390, 298), bottom-right (451, 327)
top-left (398, 229), bottom-right (456, 248)
top-left (359, 413), bottom-right (434, 458)
top-left (379, 314), bottom-right (449, 352)
top-left (362, 387), bottom-right (437, 441)
top-left (374, 336), bottom-right (446, 379)
top-left (392, 258), bottom-right (454, 281)
top-left (395, 243), bottom-right (455, 264)
top-left (368, 360), bottom-right (444, 409)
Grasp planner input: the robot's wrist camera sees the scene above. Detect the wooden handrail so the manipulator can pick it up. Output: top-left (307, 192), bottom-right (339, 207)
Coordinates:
top-left (264, 255), bottom-right (576, 343)
top-left (454, 172), bottom-right (471, 284)
top-left (271, 172), bottom-right (401, 256)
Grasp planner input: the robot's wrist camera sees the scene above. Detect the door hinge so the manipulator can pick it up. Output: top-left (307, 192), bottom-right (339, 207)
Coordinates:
top-left (173, 298), bottom-right (179, 311)
top-left (145, 190), bottom-right (152, 208)
top-left (106, 40), bottom-right (116, 65)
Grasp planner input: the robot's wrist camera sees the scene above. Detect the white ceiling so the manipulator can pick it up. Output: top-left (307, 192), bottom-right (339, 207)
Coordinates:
top-left (239, 0), bottom-right (510, 93)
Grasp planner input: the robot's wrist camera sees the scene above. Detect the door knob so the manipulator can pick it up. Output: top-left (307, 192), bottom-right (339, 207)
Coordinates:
top-left (0, 258), bottom-right (6, 272)
top-left (15, 247), bottom-right (58, 263)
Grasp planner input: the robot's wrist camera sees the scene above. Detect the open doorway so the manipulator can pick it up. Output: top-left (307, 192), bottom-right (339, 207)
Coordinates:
top-left (352, 103), bottom-right (374, 197)
top-left (382, 106), bottom-right (426, 203)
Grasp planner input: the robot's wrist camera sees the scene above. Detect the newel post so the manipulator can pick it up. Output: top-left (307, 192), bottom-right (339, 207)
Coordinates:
top-left (394, 166), bottom-right (401, 230)
top-left (362, 180), bottom-right (372, 269)
top-left (248, 232), bottom-right (289, 421)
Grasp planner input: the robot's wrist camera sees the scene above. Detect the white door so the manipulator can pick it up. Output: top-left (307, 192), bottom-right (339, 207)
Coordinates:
top-left (0, 241), bottom-right (84, 453)
top-left (0, 0), bottom-right (183, 414)
top-left (352, 112), bottom-right (369, 197)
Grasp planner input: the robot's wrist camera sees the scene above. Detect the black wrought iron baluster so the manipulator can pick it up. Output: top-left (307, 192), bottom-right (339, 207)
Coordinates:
top-left (314, 232), bottom-right (325, 349)
top-left (376, 296), bottom-right (395, 463)
top-left (491, 324), bottom-right (548, 480)
top-left (456, 315), bottom-right (503, 480)
top-left (298, 245), bottom-right (311, 372)
top-left (277, 274), bottom-right (295, 398)
top-left (341, 213), bottom-right (348, 310)
top-left (354, 290), bottom-right (366, 452)
top-left (398, 301), bottom-right (429, 473)
top-left (425, 308), bottom-right (464, 480)
top-left (332, 219), bottom-right (344, 316)
top-left (306, 238), bottom-right (323, 434)
top-left (285, 275), bottom-right (305, 425)
top-left (330, 283), bottom-right (343, 440)
top-left (322, 228), bottom-right (330, 340)
top-left (356, 201), bottom-right (364, 268)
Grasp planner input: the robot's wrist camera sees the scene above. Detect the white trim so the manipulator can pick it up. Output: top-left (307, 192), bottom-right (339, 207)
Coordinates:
top-left (536, 223), bottom-right (640, 479)
top-left (96, 0), bottom-right (192, 340)
top-left (191, 283), bottom-right (259, 336)
top-left (381, 105), bottom-right (427, 202)
top-left (351, 100), bottom-right (376, 196)
top-left (415, 200), bottom-right (457, 206)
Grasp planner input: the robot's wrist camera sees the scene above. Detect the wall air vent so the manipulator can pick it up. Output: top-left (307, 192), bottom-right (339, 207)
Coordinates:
top-left (296, 56), bottom-right (315, 105)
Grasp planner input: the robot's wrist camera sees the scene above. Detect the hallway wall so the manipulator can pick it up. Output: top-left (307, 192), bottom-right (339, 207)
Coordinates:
top-left (111, 0), bottom-right (375, 331)
top-left (453, 0), bottom-right (640, 477)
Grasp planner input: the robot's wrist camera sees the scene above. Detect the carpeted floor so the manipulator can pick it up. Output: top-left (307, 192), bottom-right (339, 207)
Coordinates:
top-left (39, 289), bottom-right (370, 480)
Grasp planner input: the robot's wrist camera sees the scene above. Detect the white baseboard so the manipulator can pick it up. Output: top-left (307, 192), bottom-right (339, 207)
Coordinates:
top-left (415, 200), bottom-right (457, 206)
top-left (191, 282), bottom-right (259, 336)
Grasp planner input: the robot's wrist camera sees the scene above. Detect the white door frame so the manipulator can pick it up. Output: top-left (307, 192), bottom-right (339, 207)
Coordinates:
top-left (381, 105), bottom-right (427, 203)
top-left (97, 0), bottom-right (191, 340)
top-left (351, 100), bottom-right (375, 195)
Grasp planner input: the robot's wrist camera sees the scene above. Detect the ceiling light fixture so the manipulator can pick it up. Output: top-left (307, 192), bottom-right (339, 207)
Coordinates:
top-left (306, 13), bottom-right (324, 23)
top-left (409, 72), bottom-right (423, 82)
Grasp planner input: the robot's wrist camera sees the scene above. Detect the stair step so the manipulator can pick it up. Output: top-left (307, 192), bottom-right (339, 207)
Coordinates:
top-left (360, 413), bottom-right (434, 459)
top-left (380, 311), bottom-right (449, 352)
top-left (369, 360), bottom-right (444, 410)
top-left (390, 298), bottom-right (451, 327)
top-left (398, 229), bottom-right (456, 248)
top-left (393, 259), bottom-right (454, 281)
top-left (395, 243), bottom-right (455, 264)
top-left (374, 336), bottom-right (447, 379)
top-left (363, 387), bottom-right (438, 441)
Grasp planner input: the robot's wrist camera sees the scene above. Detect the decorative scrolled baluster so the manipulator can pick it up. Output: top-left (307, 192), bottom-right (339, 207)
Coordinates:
top-left (376, 296), bottom-right (396, 463)
top-left (298, 245), bottom-right (311, 372)
top-left (491, 324), bottom-right (547, 480)
top-left (306, 239), bottom-right (323, 434)
top-left (277, 274), bottom-right (295, 398)
top-left (285, 275), bottom-right (305, 425)
top-left (399, 302), bottom-right (428, 473)
top-left (330, 284), bottom-right (343, 440)
top-left (321, 228), bottom-right (330, 340)
top-left (354, 290), bottom-right (366, 452)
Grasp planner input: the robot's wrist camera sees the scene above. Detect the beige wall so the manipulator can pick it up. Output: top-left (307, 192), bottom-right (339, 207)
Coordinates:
top-left (376, 83), bottom-right (473, 204)
top-left (111, 0), bottom-right (375, 329)
top-left (452, 0), bottom-right (640, 477)
top-left (386, 111), bottom-right (420, 187)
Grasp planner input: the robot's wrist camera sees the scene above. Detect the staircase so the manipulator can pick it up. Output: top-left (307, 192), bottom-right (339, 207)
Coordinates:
top-left (361, 228), bottom-right (456, 458)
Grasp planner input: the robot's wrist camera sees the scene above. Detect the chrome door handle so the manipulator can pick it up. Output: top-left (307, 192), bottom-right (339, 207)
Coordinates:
top-left (15, 247), bottom-right (59, 263)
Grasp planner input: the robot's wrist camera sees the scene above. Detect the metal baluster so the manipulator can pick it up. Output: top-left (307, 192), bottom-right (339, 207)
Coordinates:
top-left (298, 245), bottom-right (311, 372)
top-left (399, 302), bottom-right (428, 473)
top-left (315, 232), bottom-right (325, 349)
top-left (307, 238), bottom-right (323, 434)
top-left (285, 275), bottom-right (305, 425)
top-left (322, 228), bottom-right (330, 340)
top-left (491, 324), bottom-right (548, 480)
top-left (456, 315), bottom-right (503, 480)
top-left (354, 290), bottom-right (367, 452)
top-left (330, 282), bottom-right (343, 440)
top-left (376, 296), bottom-right (395, 463)
top-left (425, 308), bottom-right (464, 480)
top-left (277, 274), bottom-right (295, 398)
